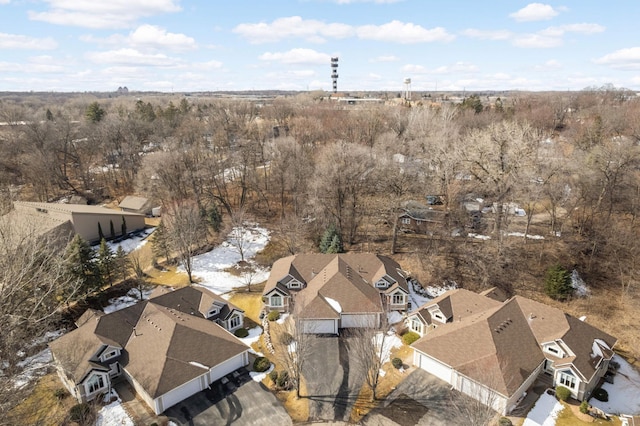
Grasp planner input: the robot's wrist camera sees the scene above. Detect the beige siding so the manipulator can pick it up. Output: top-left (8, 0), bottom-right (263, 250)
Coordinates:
top-left (71, 213), bottom-right (145, 242)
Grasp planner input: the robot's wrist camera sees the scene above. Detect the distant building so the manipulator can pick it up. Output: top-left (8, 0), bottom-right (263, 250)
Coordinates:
top-left (119, 195), bottom-right (153, 215)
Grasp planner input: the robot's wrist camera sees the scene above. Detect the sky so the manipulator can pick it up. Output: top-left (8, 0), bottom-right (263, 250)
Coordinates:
top-left (1, 0), bottom-right (639, 93)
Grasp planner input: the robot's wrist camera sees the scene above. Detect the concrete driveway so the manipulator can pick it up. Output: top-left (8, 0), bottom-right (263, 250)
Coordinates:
top-left (303, 333), bottom-right (366, 422)
top-left (362, 368), bottom-right (472, 426)
top-left (165, 372), bottom-right (291, 426)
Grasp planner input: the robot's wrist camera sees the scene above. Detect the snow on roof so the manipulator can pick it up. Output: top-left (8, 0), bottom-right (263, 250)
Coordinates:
top-left (325, 297), bottom-right (342, 313)
top-left (189, 361), bottom-right (209, 370)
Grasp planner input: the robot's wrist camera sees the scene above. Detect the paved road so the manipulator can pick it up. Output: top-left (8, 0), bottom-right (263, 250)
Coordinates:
top-left (303, 333), bottom-right (366, 422)
top-left (362, 369), bottom-right (469, 426)
top-left (166, 379), bottom-right (291, 426)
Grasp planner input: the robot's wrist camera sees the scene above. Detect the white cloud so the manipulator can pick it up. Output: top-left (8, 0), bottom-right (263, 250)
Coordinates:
top-left (370, 55), bottom-right (399, 62)
top-left (510, 3), bottom-right (559, 22)
top-left (234, 17), bottom-right (452, 44)
top-left (259, 48), bottom-right (331, 65)
top-left (534, 59), bottom-right (562, 70)
top-left (127, 25), bottom-right (196, 51)
top-left (595, 47), bottom-right (640, 70)
top-left (86, 48), bottom-right (181, 67)
top-left (0, 33), bottom-right (57, 50)
top-left (513, 34), bottom-right (562, 48)
top-left (461, 29), bottom-right (512, 40)
top-left (357, 21), bottom-right (454, 43)
top-left (233, 16), bottom-right (353, 44)
top-left (193, 60), bottom-right (223, 70)
top-left (539, 23), bottom-right (605, 37)
top-left (0, 0), bottom-right (10, 4)
top-left (28, 0), bottom-right (182, 29)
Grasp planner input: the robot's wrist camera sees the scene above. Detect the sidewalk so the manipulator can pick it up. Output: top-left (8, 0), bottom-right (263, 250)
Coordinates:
top-left (115, 381), bottom-right (168, 425)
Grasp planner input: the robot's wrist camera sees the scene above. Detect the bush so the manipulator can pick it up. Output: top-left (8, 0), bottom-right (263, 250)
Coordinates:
top-left (498, 417), bottom-right (513, 426)
top-left (593, 388), bottom-right (608, 402)
top-left (253, 356), bottom-right (271, 372)
top-left (267, 311), bottom-right (280, 322)
top-left (269, 370), bottom-right (278, 383)
top-left (280, 332), bottom-right (294, 345)
top-left (545, 264), bottom-right (572, 301)
top-left (277, 371), bottom-right (289, 389)
top-left (402, 331), bottom-right (420, 345)
top-left (69, 403), bottom-right (93, 423)
top-left (234, 328), bottom-right (249, 338)
top-left (54, 387), bottom-right (68, 400)
top-left (392, 358), bottom-right (403, 369)
top-left (579, 400), bottom-right (589, 414)
top-left (555, 386), bottom-right (571, 401)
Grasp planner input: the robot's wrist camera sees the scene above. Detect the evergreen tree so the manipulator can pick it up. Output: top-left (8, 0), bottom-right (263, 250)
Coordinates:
top-left (113, 246), bottom-right (131, 282)
top-left (97, 238), bottom-right (115, 286)
top-left (151, 221), bottom-right (171, 263)
top-left (202, 204), bottom-right (222, 233)
top-left (319, 224), bottom-right (343, 253)
top-left (85, 101), bottom-right (106, 123)
top-left (109, 220), bottom-right (116, 239)
top-left (45, 108), bottom-right (54, 121)
top-left (98, 223), bottom-right (104, 241)
top-left (64, 235), bottom-right (100, 295)
top-left (544, 264), bottom-right (573, 301)
top-left (326, 234), bottom-right (343, 254)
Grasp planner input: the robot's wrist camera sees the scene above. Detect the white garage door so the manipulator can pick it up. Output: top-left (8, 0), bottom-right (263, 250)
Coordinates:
top-left (209, 353), bottom-right (246, 383)
top-left (301, 319), bottom-right (337, 334)
top-left (157, 374), bottom-right (204, 413)
top-left (415, 352), bottom-right (452, 384)
top-left (341, 314), bottom-right (379, 328)
top-left (458, 376), bottom-right (507, 413)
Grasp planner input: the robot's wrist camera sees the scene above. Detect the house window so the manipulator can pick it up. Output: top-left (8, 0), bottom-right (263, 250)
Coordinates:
top-left (376, 280), bottom-right (388, 288)
top-left (433, 313), bottom-right (444, 321)
top-left (229, 315), bottom-right (241, 329)
top-left (270, 294), bottom-right (282, 307)
top-left (289, 280), bottom-right (301, 289)
top-left (207, 308), bottom-right (219, 317)
top-left (410, 318), bottom-right (422, 334)
top-left (102, 350), bottom-right (118, 361)
top-left (392, 293), bottom-right (405, 305)
top-left (402, 218), bottom-right (411, 225)
top-left (559, 372), bottom-right (576, 389)
top-left (86, 374), bottom-right (105, 394)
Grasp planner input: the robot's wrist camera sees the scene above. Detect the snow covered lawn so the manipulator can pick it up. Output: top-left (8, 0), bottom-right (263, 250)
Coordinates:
top-left (523, 393), bottom-right (564, 426)
top-left (408, 279), bottom-right (456, 312)
top-left (238, 326), bottom-right (263, 347)
top-left (104, 228), bottom-right (154, 253)
top-left (182, 224), bottom-right (270, 294)
top-left (590, 354), bottom-right (640, 415)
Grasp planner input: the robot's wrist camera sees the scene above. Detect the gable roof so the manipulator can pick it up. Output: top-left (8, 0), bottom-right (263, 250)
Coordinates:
top-left (265, 253), bottom-right (408, 318)
top-left (50, 287), bottom-right (249, 398)
top-left (150, 285), bottom-right (243, 321)
top-left (412, 290), bottom-right (618, 398)
top-left (411, 288), bottom-right (502, 325)
top-left (118, 196), bottom-right (151, 211)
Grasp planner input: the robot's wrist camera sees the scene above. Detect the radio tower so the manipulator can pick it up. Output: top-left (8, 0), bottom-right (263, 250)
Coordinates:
top-left (331, 57), bottom-right (339, 93)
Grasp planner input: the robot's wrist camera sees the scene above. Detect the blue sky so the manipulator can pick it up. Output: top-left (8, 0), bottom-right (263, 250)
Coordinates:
top-left (1, 0), bottom-right (639, 92)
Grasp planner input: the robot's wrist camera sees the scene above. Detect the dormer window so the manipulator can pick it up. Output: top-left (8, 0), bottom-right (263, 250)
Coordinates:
top-left (289, 280), bottom-right (301, 289)
top-left (102, 349), bottom-right (119, 361)
top-left (433, 313), bottom-right (444, 321)
top-left (376, 280), bottom-right (388, 288)
top-left (207, 307), bottom-right (220, 318)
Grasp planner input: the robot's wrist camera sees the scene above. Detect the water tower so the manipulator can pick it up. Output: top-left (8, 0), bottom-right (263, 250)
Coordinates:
top-left (403, 78), bottom-right (412, 100)
top-left (331, 57), bottom-right (339, 93)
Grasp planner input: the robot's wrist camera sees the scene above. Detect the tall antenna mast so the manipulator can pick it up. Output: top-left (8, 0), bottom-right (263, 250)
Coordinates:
top-left (331, 57), bottom-right (339, 93)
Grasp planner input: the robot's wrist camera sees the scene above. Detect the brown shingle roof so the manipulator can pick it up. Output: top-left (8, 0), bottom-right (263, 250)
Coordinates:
top-left (50, 289), bottom-right (249, 399)
top-left (414, 288), bottom-right (502, 323)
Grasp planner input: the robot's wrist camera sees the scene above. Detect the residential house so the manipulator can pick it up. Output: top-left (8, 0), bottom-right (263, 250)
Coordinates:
top-left (119, 196), bottom-right (153, 216)
top-left (398, 200), bottom-right (447, 234)
top-left (409, 289), bottom-right (616, 415)
top-left (50, 286), bottom-right (250, 414)
top-left (263, 254), bottom-right (409, 334)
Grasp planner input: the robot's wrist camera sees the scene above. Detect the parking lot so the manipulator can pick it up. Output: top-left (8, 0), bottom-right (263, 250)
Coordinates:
top-left (165, 368), bottom-right (292, 426)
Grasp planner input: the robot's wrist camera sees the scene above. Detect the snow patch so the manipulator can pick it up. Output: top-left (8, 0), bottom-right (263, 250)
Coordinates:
top-left (387, 311), bottom-right (403, 325)
top-left (95, 389), bottom-right (134, 426)
top-left (276, 313), bottom-right (289, 324)
top-left (239, 326), bottom-right (263, 347)
top-left (182, 225), bottom-right (270, 294)
top-left (507, 232), bottom-right (544, 240)
top-left (571, 270), bottom-right (590, 297)
top-left (189, 361), bottom-right (209, 370)
top-left (250, 363), bottom-right (274, 382)
top-left (590, 354), bottom-right (640, 415)
top-left (104, 228), bottom-right (155, 254)
top-left (325, 297), bottom-right (342, 314)
top-left (468, 233), bottom-right (491, 240)
top-left (375, 332), bottom-right (403, 365)
top-left (13, 348), bottom-right (52, 389)
top-left (523, 392), bottom-right (564, 426)
top-left (103, 287), bottom-right (154, 314)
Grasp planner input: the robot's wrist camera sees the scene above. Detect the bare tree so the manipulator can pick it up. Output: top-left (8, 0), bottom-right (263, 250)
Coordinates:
top-left (348, 316), bottom-right (390, 401)
top-left (0, 215), bottom-right (81, 420)
top-left (164, 201), bottom-right (206, 283)
top-left (228, 209), bottom-right (251, 262)
top-left (277, 317), bottom-right (314, 399)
